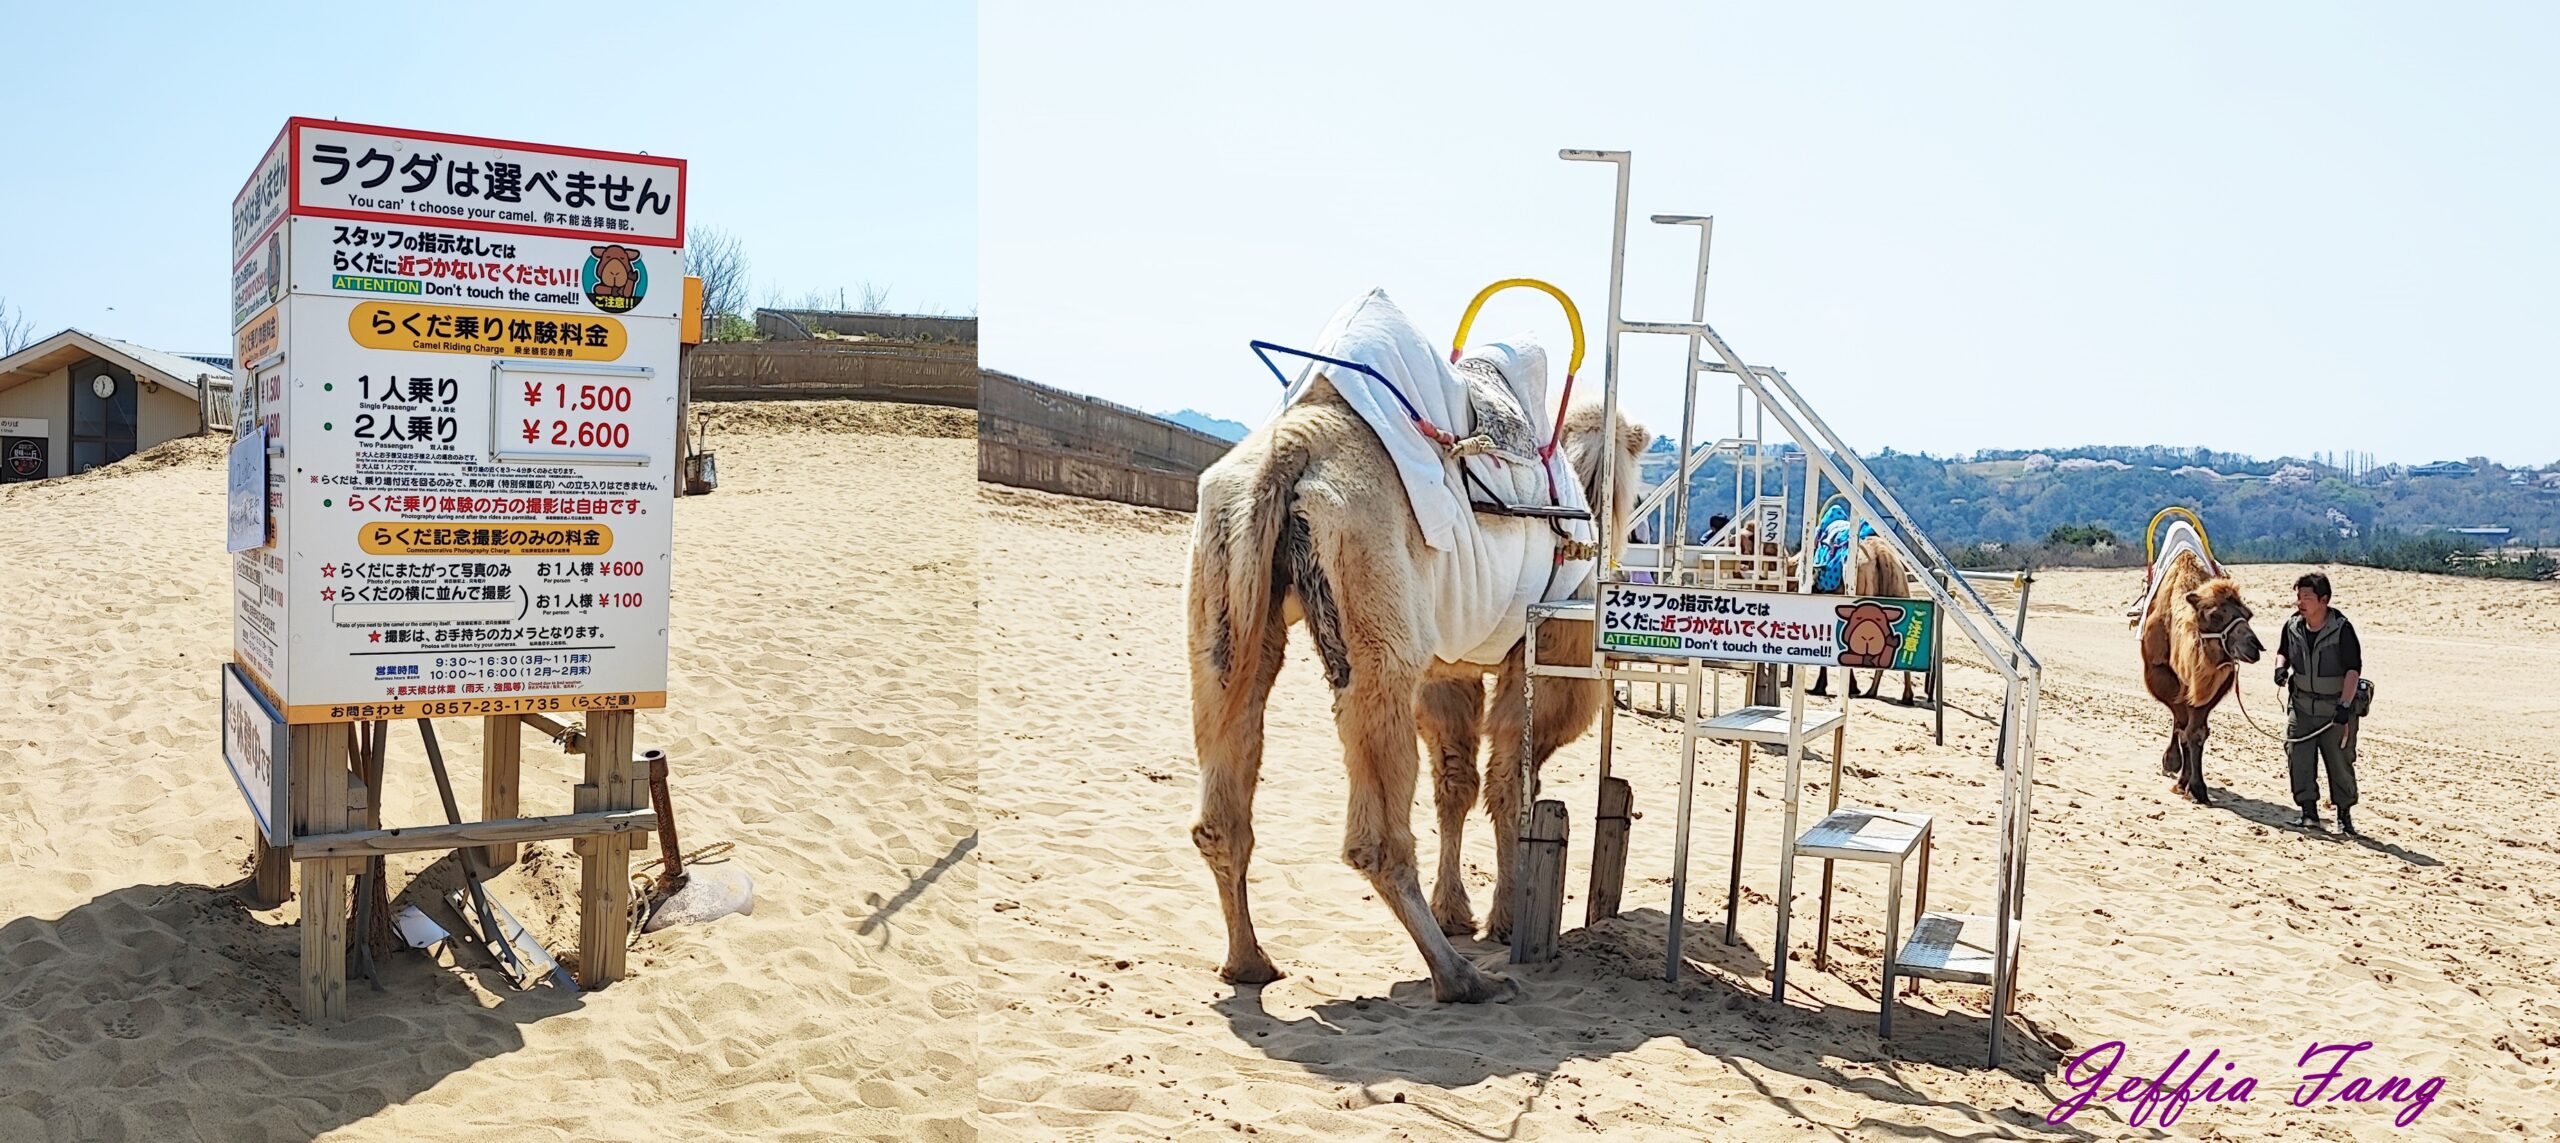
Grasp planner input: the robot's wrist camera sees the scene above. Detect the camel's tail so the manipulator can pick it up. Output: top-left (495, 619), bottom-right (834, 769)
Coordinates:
top-left (1190, 433), bottom-right (1340, 703)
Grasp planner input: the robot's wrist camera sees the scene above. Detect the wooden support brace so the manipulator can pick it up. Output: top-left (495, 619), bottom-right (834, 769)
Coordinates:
top-left (1517, 799), bottom-right (1570, 964)
top-left (1584, 778), bottom-right (1632, 926)
top-left (292, 808), bottom-right (659, 858)
top-left (482, 714), bottom-right (523, 870)
top-left (577, 712), bottom-right (639, 987)
top-left (248, 830), bottom-right (293, 909)
top-left (293, 722), bottom-right (355, 1025)
top-left (518, 711), bottom-right (587, 753)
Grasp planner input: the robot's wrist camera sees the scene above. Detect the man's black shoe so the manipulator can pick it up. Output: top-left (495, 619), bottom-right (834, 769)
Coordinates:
top-left (2296, 809), bottom-right (2323, 830)
top-left (2338, 807), bottom-right (2358, 837)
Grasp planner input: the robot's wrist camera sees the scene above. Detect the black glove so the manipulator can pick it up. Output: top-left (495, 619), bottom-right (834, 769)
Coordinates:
top-left (2273, 665), bottom-right (2292, 688)
top-left (2330, 706), bottom-right (2354, 727)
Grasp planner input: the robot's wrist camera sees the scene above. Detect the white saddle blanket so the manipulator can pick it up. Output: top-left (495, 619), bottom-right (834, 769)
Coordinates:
top-left (2127, 519), bottom-right (2214, 626)
top-left (1280, 289), bottom-right (1597, 664)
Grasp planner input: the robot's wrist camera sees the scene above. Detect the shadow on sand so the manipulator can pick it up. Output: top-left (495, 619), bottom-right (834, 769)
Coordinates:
top-left (0, 879), bottom-right (577, 1141)
top-left (2203, 788), bottom-right (2440, 867)
top-left (1214, 908), bottom-right (2150, 1142)
top-left (859, 830), bottom-right (979, 944)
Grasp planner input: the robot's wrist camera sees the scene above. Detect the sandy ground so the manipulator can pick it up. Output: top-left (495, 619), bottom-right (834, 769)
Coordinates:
top-left (976, 482), bottom-right (2560, 1141)
top-left (0, 402), bottom-right (978, 1141)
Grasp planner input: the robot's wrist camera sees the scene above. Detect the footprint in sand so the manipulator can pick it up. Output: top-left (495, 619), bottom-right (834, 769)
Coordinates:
top-left (928, 982), bottom-right (975, 1017)
top-left (96, 998), bottom-right (157, 1040)
top-left (26, 1029), bottom-right (74, 1061)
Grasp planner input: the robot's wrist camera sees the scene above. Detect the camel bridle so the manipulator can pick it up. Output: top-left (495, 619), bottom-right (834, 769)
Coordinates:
top-left (2197, 611), bottom-right (2255, 661)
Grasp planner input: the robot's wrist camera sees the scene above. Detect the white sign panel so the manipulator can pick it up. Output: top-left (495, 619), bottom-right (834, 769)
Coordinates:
top-left (278, 296), bottom-right (676, 722)
top-left (233, 360), bottom-right (290, 703)
top-left (223, 663), bottom-right (290, 845)
top-left (235, 118), bottom-right (683, 727)
top-left (231, 125), bottom-right (292, 267)
top-left (293, 121), bottom-right (685, 246)
top-left (1599, 582), bottom-right (1939, 671)
top-left (226, 425), bottom-right (268, 553)
top-left (0, 417), bottom-right (47, 437)
top-left (232, 227), bottom-right (286, 331)
top-left (289, 216), bottom-right (679, 319)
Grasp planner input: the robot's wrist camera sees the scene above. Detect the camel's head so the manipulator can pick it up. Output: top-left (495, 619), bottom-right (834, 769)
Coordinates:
top-left (2185, 578), bottom-right (2263, 664)
top-left (1560, 401), bottom-right (1650, 558)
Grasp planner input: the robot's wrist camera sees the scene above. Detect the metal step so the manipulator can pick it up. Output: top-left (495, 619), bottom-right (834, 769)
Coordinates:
top-left (1892, 911), bottom-right (2019, 986)
top-left (1793, 807), bottom-right (1930, 862)
top-left (1694, 704), bottom-right (1844, 746)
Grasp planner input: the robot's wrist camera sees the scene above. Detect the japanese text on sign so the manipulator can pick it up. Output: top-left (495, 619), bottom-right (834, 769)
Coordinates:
top-left (1599, 584), bottom-right (1937, 671)
top-left (297, 123), bottom-right (684, 244)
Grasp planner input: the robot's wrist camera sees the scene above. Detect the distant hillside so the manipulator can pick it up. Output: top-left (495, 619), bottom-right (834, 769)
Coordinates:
top-left (1162, 410), bottom-right (1249, 441)
top-left (1643, 441), bottom-right (2560, 566)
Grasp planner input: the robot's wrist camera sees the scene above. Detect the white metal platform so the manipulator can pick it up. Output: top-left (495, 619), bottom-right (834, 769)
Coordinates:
top-left (1697, 705), bottom-right (1844, 746)
top-left (1794, 808), bottom-right (1930, 862)
top-left (1894, 911), bottom-right (2022, 986)
top-left (1527, 599), bottom-right (1595, 624)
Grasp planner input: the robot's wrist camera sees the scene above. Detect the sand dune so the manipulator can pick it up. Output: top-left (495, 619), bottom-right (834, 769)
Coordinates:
top-left (0, 402), bottom-right (977, 1141)
top-left (976, 482), bottom-right (2560, 1140)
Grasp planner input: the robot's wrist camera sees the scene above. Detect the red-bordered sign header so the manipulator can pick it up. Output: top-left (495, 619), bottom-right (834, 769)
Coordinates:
top-left (253, 118), bottom-right (686, 249)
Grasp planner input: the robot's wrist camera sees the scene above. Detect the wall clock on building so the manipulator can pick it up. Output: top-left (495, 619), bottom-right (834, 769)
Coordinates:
top-left (92, 375), bottom-right (116, 399)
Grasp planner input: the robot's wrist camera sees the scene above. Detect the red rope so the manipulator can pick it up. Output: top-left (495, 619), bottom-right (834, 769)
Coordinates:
top-left (1539, 373), bottom-right (1577, 460)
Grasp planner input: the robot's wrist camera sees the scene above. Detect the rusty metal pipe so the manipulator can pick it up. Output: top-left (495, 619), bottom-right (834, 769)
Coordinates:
top-left (645, 750), bottom-right (684, 889)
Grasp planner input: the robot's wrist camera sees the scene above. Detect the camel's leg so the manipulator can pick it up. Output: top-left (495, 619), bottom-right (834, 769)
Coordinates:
top-left (1898, 670), bottom-right (1915, 706)
top-left (1809, 667), bottom-right (1832, 697)
top-left (1314, 538), bottom-right (1508, 1002)
top-left (1481, 649), bottom-right (1532, 945)
top-left (2183, 709), bottom-right (2215, 805)
top-left (1417, 673), bottom-right (1484, 937)
top-left (1188, 602), bottom-right (1290, 985)
top-left (1337, 660), bottom-right (1509, 1001)
top-left (2159, 698), bottom-right (2189, 780)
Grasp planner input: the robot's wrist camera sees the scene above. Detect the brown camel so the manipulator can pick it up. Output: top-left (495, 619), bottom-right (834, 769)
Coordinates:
top-left (1808, 536), bottom-right (1919, 702)
top-left (2139, 549), bottom-right (2264, 804)
top-left (1187, 384), bottom-right (1644, 1002)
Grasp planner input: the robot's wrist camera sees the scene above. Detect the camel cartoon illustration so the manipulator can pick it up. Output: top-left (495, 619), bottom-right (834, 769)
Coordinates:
top-left (1834, 600), bottom-right (1906, 669)
top-left (587, 245), bottom-right (644, 310)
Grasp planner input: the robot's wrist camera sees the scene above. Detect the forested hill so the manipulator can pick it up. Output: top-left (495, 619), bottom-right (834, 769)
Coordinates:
top-left (1647, 443), bottom-right (2560, 562)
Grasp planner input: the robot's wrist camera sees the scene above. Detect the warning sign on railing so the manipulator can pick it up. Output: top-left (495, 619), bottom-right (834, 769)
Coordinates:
top-left (1600, 583), bottom-right (1935, 671)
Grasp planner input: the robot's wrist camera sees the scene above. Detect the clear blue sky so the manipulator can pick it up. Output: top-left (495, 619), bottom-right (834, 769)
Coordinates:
top-left (982, 2), bottom-right (2558, 467)
top-left (0, 0), bottom-right (973, 355)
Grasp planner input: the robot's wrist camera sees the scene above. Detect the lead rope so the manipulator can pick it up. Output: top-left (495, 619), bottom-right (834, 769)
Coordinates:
top-left (2228, 679), bottom-right (2331, 746)
top-left (2219, 617), bottom-right (2334, 746)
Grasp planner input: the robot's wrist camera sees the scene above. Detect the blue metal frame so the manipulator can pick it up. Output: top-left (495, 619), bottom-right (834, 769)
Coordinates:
top-left (1249, 340), bottom-right (1429, 426)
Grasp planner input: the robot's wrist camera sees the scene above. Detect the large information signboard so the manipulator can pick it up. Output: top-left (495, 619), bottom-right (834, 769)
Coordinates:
top-left (228, 119), bottom-right (685, 725)
top-left (1599, 582), bottom-right (1937, 671)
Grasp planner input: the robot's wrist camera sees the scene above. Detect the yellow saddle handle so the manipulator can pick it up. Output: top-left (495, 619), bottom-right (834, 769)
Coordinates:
top-left (2144, 505), bottom-right (2217, 569)
top-left (1449, 278), bottom-right (1586, 459)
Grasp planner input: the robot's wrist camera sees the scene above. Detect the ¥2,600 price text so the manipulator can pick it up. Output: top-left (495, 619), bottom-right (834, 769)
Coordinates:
top-left (519, 419), bottom-right (633, 449)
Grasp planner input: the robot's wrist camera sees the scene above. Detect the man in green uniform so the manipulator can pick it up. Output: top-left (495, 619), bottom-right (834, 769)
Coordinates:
top-left (2273, 572), bottom-right (2362, 834)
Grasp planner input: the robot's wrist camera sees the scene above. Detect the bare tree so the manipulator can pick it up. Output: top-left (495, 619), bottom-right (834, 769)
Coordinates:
top-left (855, 282), bottom-right (892, 312)
top-left (683, 226), bottom-right (751, 340)
top-left (0, 297), bottom-right (33, 355)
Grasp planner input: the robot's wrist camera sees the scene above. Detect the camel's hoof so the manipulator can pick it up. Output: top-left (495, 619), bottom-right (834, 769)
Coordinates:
top-left (1220, 954), bottom-right (1282, 986)
top-left (1431, 899), bottom-right (1478, 939)
top-left (2189, 787), bottom-right (2213, 806)
top-left (1433, 965), bottom-right (1519, 1004)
